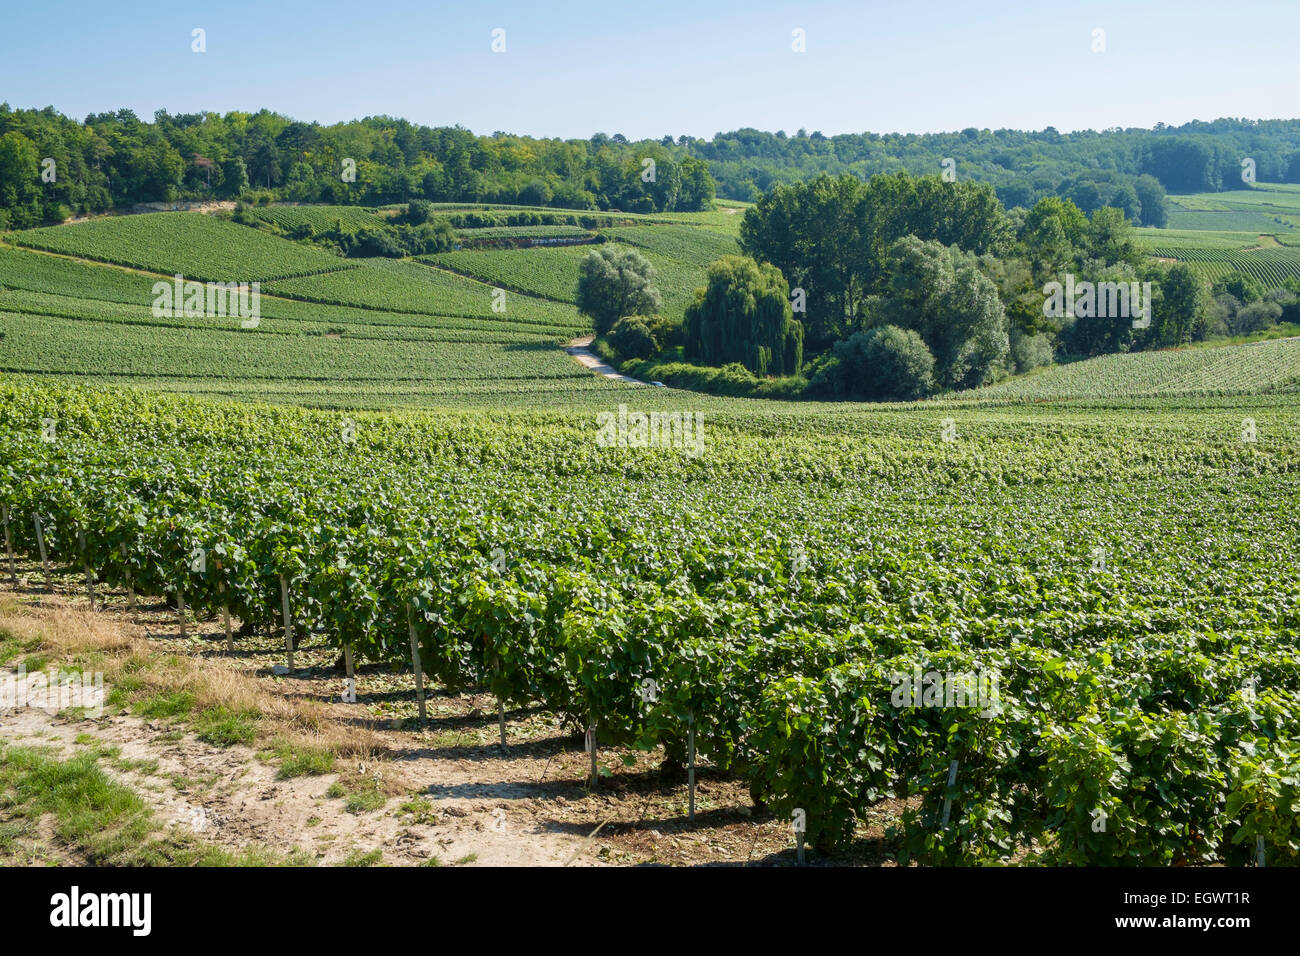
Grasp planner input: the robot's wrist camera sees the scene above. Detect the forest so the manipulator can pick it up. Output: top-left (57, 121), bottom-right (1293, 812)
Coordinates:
top-left (5, 106), bottom-right (1300, 230)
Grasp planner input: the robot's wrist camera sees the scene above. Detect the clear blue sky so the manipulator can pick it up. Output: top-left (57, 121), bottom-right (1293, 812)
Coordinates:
top-left (2, 0), bottom-right (1296, 139)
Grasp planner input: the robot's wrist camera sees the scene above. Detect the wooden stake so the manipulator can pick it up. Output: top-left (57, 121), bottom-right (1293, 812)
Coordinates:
top-left (940, 759), bottom-right (959, 827)
top-left (33, 512), bottom-right (51, 592)
top-left (587, 722), bottom-right (598, 789)
top-left (343, 644), bottom-right (355, 700)
top-left (406, 604), bottom-right (426, 721)
top-left (177, 587), bottom-right (187, 640)
top-left (219, 581), bottom-right (232, 654)
top-left (2, 505), bottom-right (16, 586)
top-left (687, 711), bottom-right (697, 823)
top-left (495, 658), bottom-right (507, 748)
top-left (279, 573), bottom-right (293, 671)
top-left (122, 544), bottom-right (135, 619)
top-left (1257, 835), bottom-right (1266, 867)
top-left (77, 529), bottom-right (94, 609)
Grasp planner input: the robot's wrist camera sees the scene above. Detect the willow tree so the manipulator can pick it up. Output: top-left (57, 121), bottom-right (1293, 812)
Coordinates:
top-left (683, 255), bottom-right (804, 377)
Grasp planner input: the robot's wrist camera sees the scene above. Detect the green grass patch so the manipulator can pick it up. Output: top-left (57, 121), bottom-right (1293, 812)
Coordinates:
top-left (132, 689), bottom-right (197, 719)
top-left (344, 788), bottom-right (388, 814)
top-left (273, 744), bottom-right (336, 779)
top-left (194, 706), bottom-right (259, 747)
top-left (341, 847), bottom-right (384, 867)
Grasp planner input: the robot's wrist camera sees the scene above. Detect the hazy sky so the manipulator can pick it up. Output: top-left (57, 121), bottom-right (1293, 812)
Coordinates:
top-left (3, 0), bottom-right (1297, 139)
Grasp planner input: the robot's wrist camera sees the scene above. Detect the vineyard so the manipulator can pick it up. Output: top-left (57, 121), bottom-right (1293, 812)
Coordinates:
top-left (423, 240), bottom-right (713, 320)
top-left (1137, 245), bottom-right (1300, 286)
top-left (602, 224), bottom-right (740, 269)
top-left (1165, 184), bottom-right (1300, 234)
top-left (244, 204), bottom-right (392, 233)
top-left (11, 213), bottom-right (353, 282)
top-left (2, 381), bottom-right (1298, 862)
top-left (422, 246), bottom-right (593, 303)
top-left (962, 337), bottom-right (1300, 401)
top-left (265, 257), bottom-right (586, 328)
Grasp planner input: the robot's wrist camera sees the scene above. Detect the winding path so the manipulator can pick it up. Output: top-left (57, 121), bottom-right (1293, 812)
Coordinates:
top-left (563, 336), bottom-right (648, 385)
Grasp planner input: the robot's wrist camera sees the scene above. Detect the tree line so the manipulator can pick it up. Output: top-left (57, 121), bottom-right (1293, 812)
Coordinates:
top-left (5, 106), bottom-right (1300, 231)
top-left (0, 105), bottom-right (716, 229)
top-left (693, 119), bottom-right (1300, 225)
top-left (592, 171), bottom-right (1299, 401)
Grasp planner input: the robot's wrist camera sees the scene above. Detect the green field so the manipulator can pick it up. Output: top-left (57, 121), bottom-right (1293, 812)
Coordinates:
top-left (265, 257), bottom-right (587, 329)
top-left (1132, 228), bottom-right (1263, 251)
top-left (0, 211), bottom-right (601, 408)
top-left (247, 204), bottom-right (393, 232)
top-left (2, 378), bottom-right (1298, 863)
top-left (962, 337), bottom-right (1300, 401)
top-left (423, 224), bottom-right (739, 321)
top-left (1137, 186), bottom-right (1300, 284)
top-left (1164, 184), bottom-right (1300, 235)
top-left (457, 225), bottom-right (596, 241)
top-left (2, 200), bottom-right (1300, 867)
top-left (11, 213), bottom-right (353, 282)
top-left (422, 245), bottom-right (594, 302)
top-left (602, 224), bottom-right (741, 268)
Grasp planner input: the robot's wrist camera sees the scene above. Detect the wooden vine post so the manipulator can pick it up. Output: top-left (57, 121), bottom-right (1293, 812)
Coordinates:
top-left (495, 657), bottom-right (507, 748)
top-left (940, 759), bottom-right (960, 827)
top-left (219, 579), bottom-right (233, 654)
top-left (2, 505), bottom-right (16, 586)
top-left (687, 710), bottom-right (697, 823)
top-left (32, 512), bottom-right (51, 592)
top-left (121, 543), bottom-right (135, 619)
top-left (406, 604), bottom-right (426, 721)
top-left (279, 573), bottom-right (294, 671)
top-left (176, 587), bottom-right (187, 639)
top-left (77, 529), bottom-right (95, 609)
top-left (343, 644), bottom-right (355, 701)
top-left (587, 722), bottom-right (598, 789)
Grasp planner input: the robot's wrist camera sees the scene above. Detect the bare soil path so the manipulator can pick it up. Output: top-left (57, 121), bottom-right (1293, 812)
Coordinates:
top-left (563, 336), bottom-right (648, 385)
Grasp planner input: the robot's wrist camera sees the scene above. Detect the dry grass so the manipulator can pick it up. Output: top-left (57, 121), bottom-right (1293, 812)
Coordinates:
top-left (0, 593), bottom-right (403, 785)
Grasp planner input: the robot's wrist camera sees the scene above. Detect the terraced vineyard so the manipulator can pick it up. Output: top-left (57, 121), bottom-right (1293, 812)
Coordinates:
top-left (962, 337), bottom-right (1300, 401)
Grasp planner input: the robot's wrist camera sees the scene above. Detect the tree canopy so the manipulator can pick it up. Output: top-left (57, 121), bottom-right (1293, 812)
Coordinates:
top-left (683, 255), bottom-right (804, 378)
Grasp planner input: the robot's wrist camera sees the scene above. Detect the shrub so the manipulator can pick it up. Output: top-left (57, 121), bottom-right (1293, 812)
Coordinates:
top-left (831, 325), bottom-right (936, 400)
top-left (608, 315), bottom-right (659, 361)
top-left (1010, 329), bottom-right (1055, 374)
top-left (403, 199), bottom-right (433, 225)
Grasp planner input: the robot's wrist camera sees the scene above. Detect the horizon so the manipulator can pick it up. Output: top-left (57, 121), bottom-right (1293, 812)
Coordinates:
top-left (7, 101), bottom-right (1300, 144)
top-left (3, 0), bottom-right (1297, 140)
